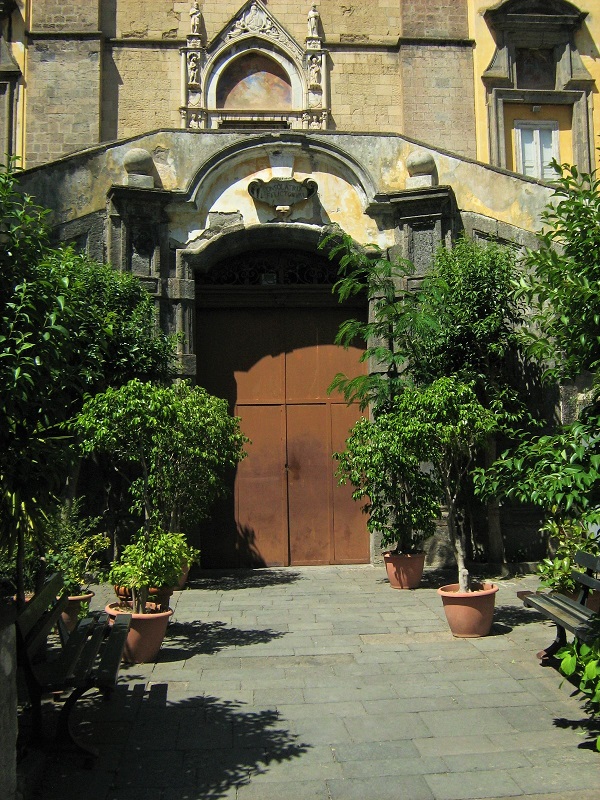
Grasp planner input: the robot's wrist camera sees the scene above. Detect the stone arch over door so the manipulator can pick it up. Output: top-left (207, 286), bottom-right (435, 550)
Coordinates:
top-left (190, 229), bottom-right (369, 568)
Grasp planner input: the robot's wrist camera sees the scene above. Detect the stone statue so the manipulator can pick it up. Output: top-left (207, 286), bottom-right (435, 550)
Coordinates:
top-left (189, 113), bottom-right (200, 129)
top-left (308, 4), bottom-right (319, 38)
top-left (309, 55), bottom-right (321, 86)
top-left (188, 52), bottom-right (199, 85)
top-left (189, 1), bottom-right (201, 35)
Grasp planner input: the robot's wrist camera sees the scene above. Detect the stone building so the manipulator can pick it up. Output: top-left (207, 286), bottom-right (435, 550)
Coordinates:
top-left (1, 0), bottom-right (599, 567)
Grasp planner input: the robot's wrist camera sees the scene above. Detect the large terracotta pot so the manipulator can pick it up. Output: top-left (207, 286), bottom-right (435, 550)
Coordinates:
top-left (383, 552), bottom-right (426, 589)
top-left (105, 602), bottom-right (173, 664)
top-left (61, 591), bottom-right (94, 633)
top-left (438, 582), bottom-right (499, 638)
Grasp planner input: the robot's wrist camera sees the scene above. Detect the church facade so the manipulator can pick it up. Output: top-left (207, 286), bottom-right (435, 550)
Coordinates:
top-left (1, 1), bottom-right (599, 567)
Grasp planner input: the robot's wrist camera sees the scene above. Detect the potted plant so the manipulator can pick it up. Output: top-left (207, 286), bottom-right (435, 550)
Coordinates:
top-left (335, 414), bottom-right (439, 588)
top-left (106, 528), bottom-right (189, 663)
top-left (383, 377), bottom-right (500, 635)
top-left (75, 379), bottom-right (246, 661)
top-left (44, 501), bottom-right (109, 631)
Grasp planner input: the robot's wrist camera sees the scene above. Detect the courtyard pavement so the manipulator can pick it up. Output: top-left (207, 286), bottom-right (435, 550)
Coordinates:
top-left (29, 565), bottom-right (600, 800)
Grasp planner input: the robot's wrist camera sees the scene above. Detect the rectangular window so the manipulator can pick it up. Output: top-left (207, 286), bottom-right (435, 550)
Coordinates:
top-left (514, 120), bottom-right (559, 181)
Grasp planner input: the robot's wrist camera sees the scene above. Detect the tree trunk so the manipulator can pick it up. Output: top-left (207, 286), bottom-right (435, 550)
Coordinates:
top-left (485, 439), bottom-right (505, 564)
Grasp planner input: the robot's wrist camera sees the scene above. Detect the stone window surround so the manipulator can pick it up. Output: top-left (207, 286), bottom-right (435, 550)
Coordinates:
top-left (489, 87), bottom-right (592, 172)
top-left (483, 0), bottom-right (595, 174)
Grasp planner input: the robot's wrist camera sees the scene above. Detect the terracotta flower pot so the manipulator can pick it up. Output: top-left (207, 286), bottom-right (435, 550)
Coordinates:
top-left (176, 562), bottom-right (190, 590)
top-left (105, 602), bottom-right (173, 664)
top-left (61, 591), bottom-right (94, 633)
top-left (114, 584), bottom-right (173, 611)
top-left (438, 582), bottom-right (499, 638)
top-left (383, 552), bottom-right (426, 589)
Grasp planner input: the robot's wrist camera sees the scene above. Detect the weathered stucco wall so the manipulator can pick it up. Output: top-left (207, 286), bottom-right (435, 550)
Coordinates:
top-left (17, 129), bottom-right (552, 244)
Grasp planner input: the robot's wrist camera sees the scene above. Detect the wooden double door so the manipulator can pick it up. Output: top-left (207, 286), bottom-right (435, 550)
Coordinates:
top-left (196, 301), bottom-right (369, 567)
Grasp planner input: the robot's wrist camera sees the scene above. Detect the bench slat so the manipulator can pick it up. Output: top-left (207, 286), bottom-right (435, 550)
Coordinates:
top-left (69, 617), bottom-right (110, 685)
top-left (17, 574), bottom-right (65, 639)
top-left (574, 551), bottom-right (600, 573)
top-left (95, 614), bottom-right (131, 689)
top-left (571, 570), bottom-right (600, 592)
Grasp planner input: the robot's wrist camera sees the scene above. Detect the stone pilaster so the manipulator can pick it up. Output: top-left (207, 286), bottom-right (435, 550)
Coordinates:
top-left (107, 183), bottom-right (196, 380)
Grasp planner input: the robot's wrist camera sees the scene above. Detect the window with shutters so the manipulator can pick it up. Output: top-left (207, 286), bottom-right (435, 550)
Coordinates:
top-left (514, 121), bottom-right (559, 181)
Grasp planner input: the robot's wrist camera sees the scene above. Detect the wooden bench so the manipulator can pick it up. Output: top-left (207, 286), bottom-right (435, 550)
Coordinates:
top-left (523, 551), bottom-right (600, 661)
top-left (16, 573), bottom-right (131, 765)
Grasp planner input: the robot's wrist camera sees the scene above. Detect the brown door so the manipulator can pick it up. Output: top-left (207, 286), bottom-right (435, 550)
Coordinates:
top-left (196, 302), bottom-right (368, 567)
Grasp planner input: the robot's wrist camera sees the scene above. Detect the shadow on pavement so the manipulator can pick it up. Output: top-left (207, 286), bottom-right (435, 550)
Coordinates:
top-left (188, 568), bottom-right (303, 591)
top-left (26, 683), bottom-right (310, 800)
top-left (158, 619), bottom-right (286, 660)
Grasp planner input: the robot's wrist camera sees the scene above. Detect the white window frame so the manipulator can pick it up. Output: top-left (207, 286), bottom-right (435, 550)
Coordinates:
top-left (514, 119), bottom-right (560, 181)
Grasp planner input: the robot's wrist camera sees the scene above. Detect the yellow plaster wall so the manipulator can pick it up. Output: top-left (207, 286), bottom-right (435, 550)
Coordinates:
top-left (468, 0), bottom-right (600, 172)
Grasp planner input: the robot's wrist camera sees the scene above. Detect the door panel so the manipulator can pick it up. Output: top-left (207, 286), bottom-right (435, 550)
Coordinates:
top-left (286, 403), bottom-right (332, 565)
top-left (235, 404), bottom-right (288, 567)
top-left (331, 402), bottom-right (370, 563)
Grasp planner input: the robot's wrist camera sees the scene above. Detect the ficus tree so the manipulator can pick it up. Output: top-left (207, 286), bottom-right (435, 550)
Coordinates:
top-left (75, 378), bottom-right (248, 537)
top-left (374, 378), bottom-right (498, 591)
top-left (320, 227), bottom-right (525, 563)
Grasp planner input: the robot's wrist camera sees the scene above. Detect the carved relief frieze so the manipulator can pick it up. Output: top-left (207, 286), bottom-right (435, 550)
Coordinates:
top-left (219, 0), bottom-right (304, 62)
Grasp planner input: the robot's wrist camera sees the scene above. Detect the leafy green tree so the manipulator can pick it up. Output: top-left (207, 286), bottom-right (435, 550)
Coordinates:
top-left (476, 162), bottom-right (600, 574)
top-left (1, 163), bottom-right (176, 604)
top-left (75, 379), bottom-right (248, 537)
top-left (377, 378), bottom-right (497, 591)
top-left (515, 162), bottom-right (600, 382)
top-left (320, 228), bottom-right (524, 562)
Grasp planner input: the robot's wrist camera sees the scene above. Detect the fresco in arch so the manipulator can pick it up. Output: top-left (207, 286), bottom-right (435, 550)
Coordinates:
top-left (216, 54), bottom-right (292, 109)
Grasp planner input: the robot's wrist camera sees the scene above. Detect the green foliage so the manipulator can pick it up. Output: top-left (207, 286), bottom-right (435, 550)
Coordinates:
top-left (372, 378), bottom-right (497, 589)
top-left (319, 227), bottom-right (427, 411)
top-left (320, 228), bottom-right (524, 419)
top-left (109, 529), bottom-right (195, 614)
top-left (334, 415), bottom-right (440, 553)
top-left (43, 500), bottom-right (109, 595)
top-left (75, 378), bottom-right (248, 533)
top-left (476, 162), bottom-right (600, 571)
top-left (516, 161), bottom-right (600, 381)
top-left (537, 520), bottom-right (600, 594)
top-left (320, 228), bottom-right (517, 572)
top-left (0, 162), bottom-right (177, 603)
top-left (558, 638), bottom-right (600, 751)
top-left (474, 413), bottom-right (600, 537)
top-left (413, 237), bottom-right (525, 419)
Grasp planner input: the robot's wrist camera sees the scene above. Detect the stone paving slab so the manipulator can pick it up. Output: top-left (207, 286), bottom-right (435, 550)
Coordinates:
top-left (24, 565), bottom-right (600, 800)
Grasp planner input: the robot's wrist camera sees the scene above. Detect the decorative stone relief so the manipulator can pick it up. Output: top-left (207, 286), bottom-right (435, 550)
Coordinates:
top-left (187, 52), bottom-right (200, 87)
top-left (180, 0), bottom-right (329, 131)
top-left (226, 2), bottom-right (291, 51)
top-left (306, 3), bottom-right (322, 51)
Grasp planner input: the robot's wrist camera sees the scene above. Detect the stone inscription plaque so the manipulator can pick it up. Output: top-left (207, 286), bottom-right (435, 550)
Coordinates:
top-left (248, 177), bottom-right (318, 208)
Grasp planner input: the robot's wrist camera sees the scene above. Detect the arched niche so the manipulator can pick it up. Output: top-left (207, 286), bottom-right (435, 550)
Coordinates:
top-left (215, 51), bottom-right (293, 111)
top-left (205, 40), bottom-right (304, 123)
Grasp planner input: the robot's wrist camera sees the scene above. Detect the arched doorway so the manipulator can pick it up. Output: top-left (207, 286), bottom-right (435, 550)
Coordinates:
top-left (195, 247), bottom-right (369, 567)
